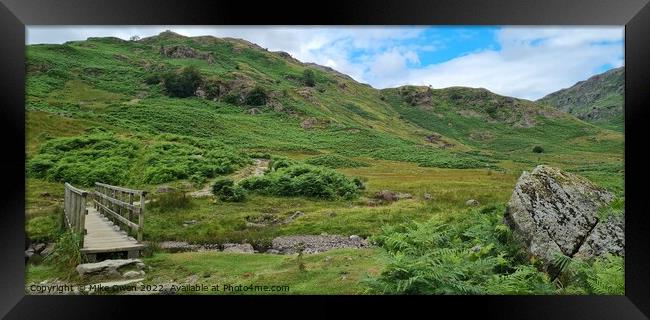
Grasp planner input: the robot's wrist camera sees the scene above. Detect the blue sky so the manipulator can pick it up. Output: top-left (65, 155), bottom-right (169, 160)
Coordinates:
top-left (26, 26), bottom-right (624, 100)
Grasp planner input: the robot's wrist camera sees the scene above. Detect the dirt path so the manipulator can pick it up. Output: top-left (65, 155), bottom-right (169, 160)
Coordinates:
top-left (189, 158), bottom-right (269, 198)
top-left (231, 158), bottom-right (269, 182)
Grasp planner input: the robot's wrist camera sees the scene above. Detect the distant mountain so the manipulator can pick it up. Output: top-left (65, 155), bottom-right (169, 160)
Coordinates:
top-left (537, 67), bottom-right (623, 131)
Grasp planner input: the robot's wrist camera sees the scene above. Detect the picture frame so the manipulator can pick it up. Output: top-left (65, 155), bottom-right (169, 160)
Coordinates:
top-left (1, 0), bottom-right (649, 318)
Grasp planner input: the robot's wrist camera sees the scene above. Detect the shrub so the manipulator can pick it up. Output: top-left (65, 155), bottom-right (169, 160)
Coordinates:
top-left (249, 152), bottom-right (271, 159)
top-left (27, 155), bottom-right (56, 179)
top-left (353, 177), bottom-right (366, 190)
top-left (190, 173), bottom-right (207, 186)
top-left (28, 133), bottom-right (250, 186)
top-left (239, 176), bottom-right (272, 190)
top-left (485, 105), bottom-right (498, 118)
top-left (27, 133), bottom-right (139, 186)
top-left (245, 86), bottom-right (268, 106)
top-left (218, 184), bottom-right (247, 202)
top-left (269, 158), bottom-right (295, 171)
top-left (241, 163), bottom-right (360, 200)
top-left (532, 146), bottom-right (544, 153)
top-left (149, 191), bottom-right (191, 210)
top-left (143, 165), bottom-right (188, 184)
top-left (162, 66), bottom-right (203, 98)
top-left (302, 69), bottom-right (316, 87)
top-left (222, 93), bottom-right (241, 105)
top-left (202, 76), bottom-right (221, 99)
top-left (212, 177), bottom-right (234, 195)
top-left (143, 73), bottom-right (162, 85)
top-left (212, 178), bottom-right (247, 202)
top-left (142, 141), bottom-right (248, 184)
top-left (45, 231), bottom-right (83, 271)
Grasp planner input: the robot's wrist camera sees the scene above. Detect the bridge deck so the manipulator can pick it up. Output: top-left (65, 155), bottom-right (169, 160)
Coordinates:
top-left (81, 206), bottom-right (144, 255)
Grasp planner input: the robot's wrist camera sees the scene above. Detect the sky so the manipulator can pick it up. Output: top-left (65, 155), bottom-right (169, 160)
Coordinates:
top-left (26, 26), bottom-right (624, 100)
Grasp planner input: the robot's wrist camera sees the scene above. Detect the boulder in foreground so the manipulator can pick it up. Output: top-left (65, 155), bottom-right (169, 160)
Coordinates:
top-left (505, 165), bottom-right (623, 269)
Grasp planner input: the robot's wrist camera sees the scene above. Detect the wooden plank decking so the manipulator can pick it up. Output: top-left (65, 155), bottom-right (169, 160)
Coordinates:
top-left (81, 206), bottom-right (144, 255)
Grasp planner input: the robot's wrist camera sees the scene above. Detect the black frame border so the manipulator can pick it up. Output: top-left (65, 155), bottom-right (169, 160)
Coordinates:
top-left (1, 0), bottom-right (649, 318)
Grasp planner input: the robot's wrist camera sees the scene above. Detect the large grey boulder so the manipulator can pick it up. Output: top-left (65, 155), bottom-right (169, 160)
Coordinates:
top-left (574, 215), bottom-right (625, 259)
top-left (76, 259), bottom-right (145, 278)
top-left (505, 165), bottom-right (623, 268)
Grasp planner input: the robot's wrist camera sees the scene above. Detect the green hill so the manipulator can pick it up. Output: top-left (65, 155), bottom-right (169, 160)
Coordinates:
top-left (26, 30), bottom-right (622, 188)
top-left (537, 67), bottom-right (624, 131)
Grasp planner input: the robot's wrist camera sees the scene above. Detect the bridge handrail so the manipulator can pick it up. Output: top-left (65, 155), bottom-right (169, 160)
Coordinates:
top-left (95, 182), bottom-right (147, 196)
top-left (93, 182), bottom-right (146, 241)
top-left (64, 183), bottom-right (88, 245)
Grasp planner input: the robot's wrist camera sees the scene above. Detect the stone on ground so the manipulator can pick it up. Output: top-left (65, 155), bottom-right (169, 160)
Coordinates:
top-left (76, 259), bottom-right (145, 278)
top-left (222, 243), bottom-right (255, 253)
top-left (271, 235), bottom-right (368, 254)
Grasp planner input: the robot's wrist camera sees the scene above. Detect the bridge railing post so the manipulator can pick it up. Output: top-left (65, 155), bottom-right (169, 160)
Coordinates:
top-left (79, 191), bottom-right (87, 246)
top-left (138, 192), bottom-right (146, 242)
top-left (63, 182), bottom-right (89, 247)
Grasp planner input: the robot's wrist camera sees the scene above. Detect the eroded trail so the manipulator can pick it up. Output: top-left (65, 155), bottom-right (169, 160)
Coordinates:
top-left (189, 158), bottom-right (269, 198)
top-left (232, 158), bottom-right (270, 182)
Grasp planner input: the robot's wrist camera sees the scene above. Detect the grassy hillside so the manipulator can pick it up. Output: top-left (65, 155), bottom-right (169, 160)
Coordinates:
top-left (26, 31), bottom-right (622, 187)
top-left (537, 67), bottom-right (624, 131)
top-left (25, 31), bottom-right (624, 295)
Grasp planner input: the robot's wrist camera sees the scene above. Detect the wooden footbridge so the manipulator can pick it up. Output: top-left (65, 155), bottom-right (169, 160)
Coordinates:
top-left (64, 182), bottom-right (147, 261)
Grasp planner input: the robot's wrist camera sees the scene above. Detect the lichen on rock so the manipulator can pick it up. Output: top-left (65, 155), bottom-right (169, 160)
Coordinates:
top-left (505, 165), bottom-right (623, 269)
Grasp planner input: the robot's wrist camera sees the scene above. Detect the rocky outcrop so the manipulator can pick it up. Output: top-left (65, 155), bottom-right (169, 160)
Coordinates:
top-left (25, 242), bottom-right (51, 263)
top-left (505, 165), bottom-right (623, 269)
top-left (159, 45), bottom-right (214, 64)
top-left (303, 63), bottom-right (354, 81)
top-left (301, 117), bottom-right (318, 129)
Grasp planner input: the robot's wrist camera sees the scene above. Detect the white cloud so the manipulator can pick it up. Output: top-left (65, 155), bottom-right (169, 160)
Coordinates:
top-left (397, 27), bottom-right (624, 100)
top-left (26, 26), bottom-right (623, 100)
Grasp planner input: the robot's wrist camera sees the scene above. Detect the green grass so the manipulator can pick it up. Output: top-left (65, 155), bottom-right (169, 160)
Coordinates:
top-left (25, 249), bottom-right (388, 295)
top-left (304, 154), bottom-right (369, 168)
top-left (138, 160), bottom-right (519, 244)
top-left (140, 248), bottom-right (387, 294)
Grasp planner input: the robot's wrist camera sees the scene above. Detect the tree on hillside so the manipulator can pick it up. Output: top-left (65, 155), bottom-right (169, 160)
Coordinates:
top-left (302, 69), bottom-right (316, 87)
top-left (245, 86), bottom-right (268, 106)
top-left (162, 66), bottom-right (203, 98)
